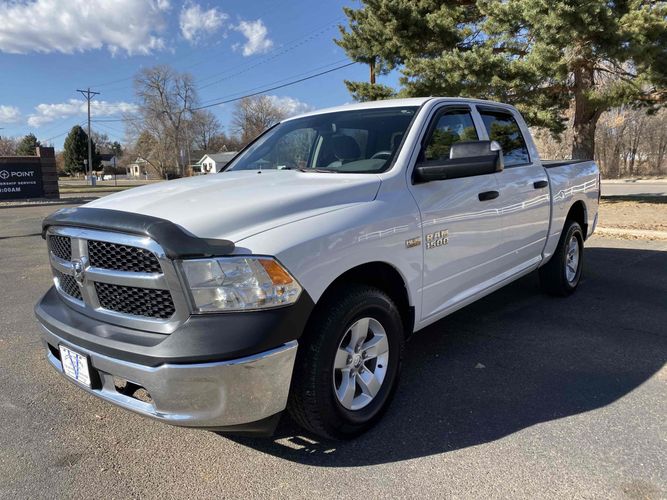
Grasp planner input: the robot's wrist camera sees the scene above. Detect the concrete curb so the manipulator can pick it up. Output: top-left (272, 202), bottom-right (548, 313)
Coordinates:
top-left (602, 179), bottom-right (667, 184)
top-left (0, 197), bottom-right (98, 209)
top-left (595, 227), bottom-right (667, 240)
top-left (601, 195), bottom-right (667, 202)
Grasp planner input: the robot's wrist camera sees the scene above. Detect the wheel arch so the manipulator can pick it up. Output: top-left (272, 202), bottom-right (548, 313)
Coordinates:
top-left (312, 261), bottom-right (415, 338)
top-left (566, 200), bottom-right (588, 239)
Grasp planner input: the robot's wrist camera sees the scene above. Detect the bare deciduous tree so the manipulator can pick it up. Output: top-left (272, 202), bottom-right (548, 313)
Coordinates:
top-left (130, 65), bottom-right (197, 177)
top-left (645, 112), bottom-right (667, 175)
top-left (91, 131), bottom-right (112, 154)
top-left (534, 107), bottom-right (667, 178)
top-left (231, 96), bottom-right (288, 146)
top-left (190, 110), bottom-right (222, 151)
top-left (0, 136), bottom-right (17, 156)
top-left (127, 130), bottom-right (175, 180)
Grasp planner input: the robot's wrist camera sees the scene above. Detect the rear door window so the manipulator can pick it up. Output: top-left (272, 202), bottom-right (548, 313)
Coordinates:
top-left (479, 110), bottom-right (531, 167)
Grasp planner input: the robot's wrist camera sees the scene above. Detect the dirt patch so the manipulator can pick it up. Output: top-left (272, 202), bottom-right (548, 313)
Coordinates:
top-left (599, 200), bottom-right (667, 233)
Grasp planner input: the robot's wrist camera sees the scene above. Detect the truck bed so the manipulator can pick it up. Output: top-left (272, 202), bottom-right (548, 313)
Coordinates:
top-left (541, 159), bottom-right (599, 263)
top-left (542, 159), bottom-right (591, 169)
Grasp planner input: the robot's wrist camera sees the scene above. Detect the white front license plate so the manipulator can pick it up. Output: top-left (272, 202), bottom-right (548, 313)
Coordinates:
top-left (59, 345), bottom-right (92, 388)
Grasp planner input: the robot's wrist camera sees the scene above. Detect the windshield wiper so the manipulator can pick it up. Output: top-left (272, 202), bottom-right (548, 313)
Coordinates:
top-left (298, 167), bottom-right (338, 173)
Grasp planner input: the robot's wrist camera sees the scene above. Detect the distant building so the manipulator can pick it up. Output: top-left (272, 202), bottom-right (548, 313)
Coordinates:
top-left (187, 149), bottom-right (215, 175)
top-left (194, 152), bottom-right (238, 174)
top-left (127, 157), bottom-right (152, 178)
top-left (98, 154), bottom-right (118, 170)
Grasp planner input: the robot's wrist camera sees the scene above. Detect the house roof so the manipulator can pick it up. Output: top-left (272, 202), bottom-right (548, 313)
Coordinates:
top-left (196, 151), bottom-right (238, 164)
top-left (208, 152), bottom-right (238, 163)
top-left (98, 153), bottom-right (116, 161)
top-left (189, 150), bottom-right (215, 164)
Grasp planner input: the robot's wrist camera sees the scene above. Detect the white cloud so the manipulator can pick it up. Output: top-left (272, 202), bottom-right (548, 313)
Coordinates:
top-left (268, 96), bottom-right (312, 117)
top-left (28, 99), bottom-right (138, 127)
top-left (0, 105), bottom-right (21, 123)
top-left (180, 2), bottom-right (228, 43)
top-left (0, 0), bottom-right (169, 55)
top-left (235, 19), bottom-right (273, 56)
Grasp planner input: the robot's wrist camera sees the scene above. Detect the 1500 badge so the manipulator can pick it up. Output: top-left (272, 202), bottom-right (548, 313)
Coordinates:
top-left (425, 229), bottom-right (449, 249)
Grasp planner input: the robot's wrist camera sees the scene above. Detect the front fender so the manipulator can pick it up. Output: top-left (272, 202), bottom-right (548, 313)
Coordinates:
top-left (233, 200), bottom-right (422, 311)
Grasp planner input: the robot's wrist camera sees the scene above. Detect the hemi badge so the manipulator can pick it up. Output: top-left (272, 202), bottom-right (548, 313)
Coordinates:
top-left (405, 237), bottom-right (421, 248)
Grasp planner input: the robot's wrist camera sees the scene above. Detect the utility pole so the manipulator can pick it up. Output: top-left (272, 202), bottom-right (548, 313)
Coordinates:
top-left (77, 88), bottom-right (100, 185)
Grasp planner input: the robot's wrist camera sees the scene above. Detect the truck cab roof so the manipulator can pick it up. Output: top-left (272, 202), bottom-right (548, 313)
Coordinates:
top-left (284, 97), bottom-right (520, 122)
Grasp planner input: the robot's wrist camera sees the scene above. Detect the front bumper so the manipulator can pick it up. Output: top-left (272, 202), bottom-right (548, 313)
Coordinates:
top-left (40, 324), bottom-right (298, 429)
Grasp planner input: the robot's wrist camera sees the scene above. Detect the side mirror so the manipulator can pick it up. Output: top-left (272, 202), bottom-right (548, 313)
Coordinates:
top-left (414, 140), bottom-right (504, 183)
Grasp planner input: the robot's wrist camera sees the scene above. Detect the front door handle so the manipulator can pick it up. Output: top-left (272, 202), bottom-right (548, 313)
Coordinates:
top-left (478, 190), bottom-right (499, 201)
top-left (533, 180), bottom-right (548, 189)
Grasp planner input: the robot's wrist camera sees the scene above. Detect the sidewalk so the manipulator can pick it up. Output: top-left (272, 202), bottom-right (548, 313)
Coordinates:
top-left (602, 178), bottom-right (666, 184)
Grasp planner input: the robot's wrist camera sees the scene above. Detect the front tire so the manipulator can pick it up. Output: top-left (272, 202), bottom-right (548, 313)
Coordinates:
top-left (539, 220), bottom-right (584, 296)
top-left (288, 285), bottom-right (404, 440)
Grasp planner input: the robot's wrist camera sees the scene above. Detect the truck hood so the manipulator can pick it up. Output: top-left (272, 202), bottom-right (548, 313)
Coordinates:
top-left (86, 170), bottom-right (381, 242)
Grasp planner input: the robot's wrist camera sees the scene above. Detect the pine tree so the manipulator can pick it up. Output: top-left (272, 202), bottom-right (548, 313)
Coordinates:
top-left (111, 141), bottom-right (123, 158)
top-left (15, 133), bottom-right (41, 155)
top-left (337, 0), bottom-right (667, 159)
top-left (63, 125), bottom-right (95, 175)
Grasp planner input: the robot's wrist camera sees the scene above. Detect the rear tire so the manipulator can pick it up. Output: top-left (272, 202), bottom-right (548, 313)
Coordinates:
top-left (288, 285), bottom-right (404, 440)
top-left (539, 220), bottom-right (584, 296)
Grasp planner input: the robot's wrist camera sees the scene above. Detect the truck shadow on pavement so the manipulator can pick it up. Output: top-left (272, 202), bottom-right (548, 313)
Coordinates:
top-left (229, 246), bottom-right (667, 466)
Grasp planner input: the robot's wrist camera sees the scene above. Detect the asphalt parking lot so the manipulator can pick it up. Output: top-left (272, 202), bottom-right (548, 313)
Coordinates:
top-left (1, 203), bottom-right (665, 499)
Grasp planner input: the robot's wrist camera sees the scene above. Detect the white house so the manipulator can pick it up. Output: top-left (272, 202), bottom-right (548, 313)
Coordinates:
top-left (127, 157), bottom-right (150, 178)
top-left (195, 152), bottom-right (238, 174)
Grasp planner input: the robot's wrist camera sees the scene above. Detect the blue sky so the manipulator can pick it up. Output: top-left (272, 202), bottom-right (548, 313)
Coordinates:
top-left (0, 0), bottom-right (399, 149)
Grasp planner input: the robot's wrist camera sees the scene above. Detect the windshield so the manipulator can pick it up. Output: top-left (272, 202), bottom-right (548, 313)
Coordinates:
top-left (224, 106), bottom-right (418, 174)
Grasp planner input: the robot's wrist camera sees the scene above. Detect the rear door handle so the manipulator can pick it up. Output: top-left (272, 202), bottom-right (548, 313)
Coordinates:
top-left (533, 180), bottom-right (548, 189)
top-left (478, 190), bottom-right (499, 201)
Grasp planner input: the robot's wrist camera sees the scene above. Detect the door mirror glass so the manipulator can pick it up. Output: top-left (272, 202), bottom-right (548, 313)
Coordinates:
top-left (414, 140), bottom-right (503, 183)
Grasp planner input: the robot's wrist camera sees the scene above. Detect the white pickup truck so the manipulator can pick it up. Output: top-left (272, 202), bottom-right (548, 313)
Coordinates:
top-left (36, 98), bottom-right (599, 439)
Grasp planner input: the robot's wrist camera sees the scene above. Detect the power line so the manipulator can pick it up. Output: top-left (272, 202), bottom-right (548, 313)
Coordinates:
top-left (92, 116), bottom-right (140, 123)
top-left (90, 60), bottom-right (358, 122)
top-left (93, 121), bottom-right (128, 141)
top-left (38, 119), bottom-right (74, 137)
top-left (91, 15), bottom-right (345, 95)
top-left (89, 0), bottom-right (307, 88)
top-left (197, 18), bottom-right (345, 90)
top-left (93, 121), bottom-right (126, 134)
top-left (197, 58), bottom-right (351, 106)
top-left (43, 129), bottom-right (70, 142)
top-left (193, 62), bottom-right (357, 110)
top-left (42, 122), bottom-right (87, 144)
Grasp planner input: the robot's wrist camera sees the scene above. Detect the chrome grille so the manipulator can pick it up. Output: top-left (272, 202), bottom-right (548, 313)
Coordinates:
top-left (49, 235), bottom-right (72, 260)
top-left (95, 282), bottom-right (176, 319)
top-left (54, 269), bottom-right (82, 300)
top-left (88, 240), bottom-right (161, 273)
top-left (46, 227), bottom-right (188, 334)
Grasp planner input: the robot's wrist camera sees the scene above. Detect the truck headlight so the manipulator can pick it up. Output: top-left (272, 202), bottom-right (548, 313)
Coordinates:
top-left (180, 257), bottom-right (302, 312)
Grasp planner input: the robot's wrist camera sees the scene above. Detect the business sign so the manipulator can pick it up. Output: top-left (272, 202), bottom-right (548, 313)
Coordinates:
top-left (0, 162), bottom-right (45, 200)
